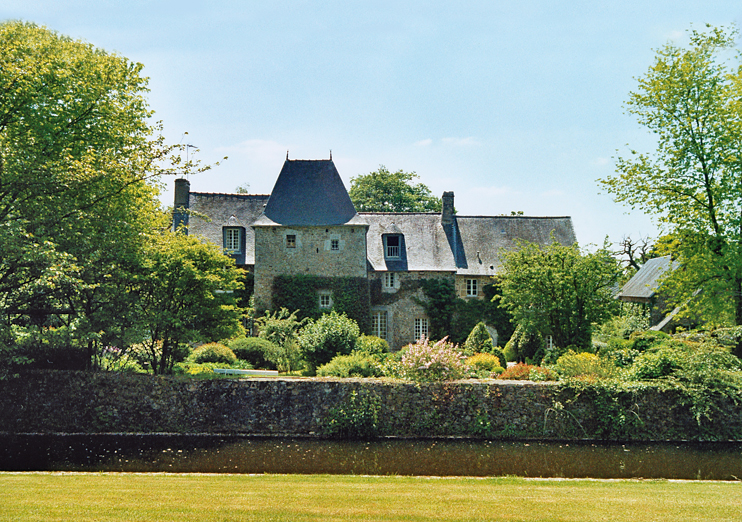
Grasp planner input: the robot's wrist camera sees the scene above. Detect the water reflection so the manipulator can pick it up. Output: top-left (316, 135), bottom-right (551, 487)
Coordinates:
top-left (1, 434), bottom-right (740, 480)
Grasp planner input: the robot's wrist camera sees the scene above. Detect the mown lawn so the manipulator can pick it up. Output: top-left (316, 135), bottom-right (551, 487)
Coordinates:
top-left (1, 472), bottom-right (740, 522)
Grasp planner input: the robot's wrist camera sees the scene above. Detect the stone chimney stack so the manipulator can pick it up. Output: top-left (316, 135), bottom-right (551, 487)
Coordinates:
top-left (441, 191), bottom-right (455, 225)
top-left (173, 177), bottom-right (190, 232)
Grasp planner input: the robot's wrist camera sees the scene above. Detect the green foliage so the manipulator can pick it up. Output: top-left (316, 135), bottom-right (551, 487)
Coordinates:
top-left (354, 335), bottom-right (389, 357)
top-left (508, 324), bottom-right (544, 364)
top-left (348, 166), bottom-right (442, 212)
top-left (298, 311), bottom-right (360, 373)
top-left (499, 238), bottom-right (620, 351)
top-left (599, 25), bottom-right (742, 333)
top-left (271, 275), bottom-right (370, 332)
top-left (322, 390), bottom-right (384, 439)
top-left (629, 330), bottom-right (671, 352)
top-left (255, 308), bottom-right (307, 347)
top-left (228, 337), bottom-right (278, 369)
top-left (316, 353), bottom-right (382, 378)
top-left (399, 337), bottom-right (468, 382)
top-left (463, 322), bottom-right (494, 355)
top-left (134, 231), bottom-right (244, 374)
top-left (554, 350), bottom-right (619, 380)
top-left (0, 22), bottom-right (226, 370)
top-left (191, 343), bottom-right (237, 365)
top-left (594, 304), bottom-right (650, 342)
top-left (263, 340), bottom-right (304, 374)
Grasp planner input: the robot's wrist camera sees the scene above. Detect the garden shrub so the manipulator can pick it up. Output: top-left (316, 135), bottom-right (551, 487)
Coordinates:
top-left (462, 322), bottom-right (494, 355)
top-left (228, 336), bottom-right (278, 369)
top-left (191, 343), bottom-right (237, 365)
top-left (509, 324), bottom-right (543, 363)
top-left (316, 353), bottom-right (382, 378)
top-left (499, 363), bottom-right (556, 381)
top-left (400, 337), bottom-right (468, 382)
top-left (629, 330), bottom-right (671, 352)
top-left (628, 344), bottom-right (686, 380)
top-left (298, 311), bottom-right (360, 373)
top-left (595, 304), bottom-right (649, 341)
top-left (466, 353), bottom-right (502, 373)
top-left (354, 335), bottom-right (389, 357)
top-left (554, 350), bottom-right (618, 379)
top-left (262, 339), bottom-right (303, 373)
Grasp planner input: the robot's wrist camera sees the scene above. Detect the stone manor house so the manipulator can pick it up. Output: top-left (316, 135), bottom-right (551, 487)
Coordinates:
top-left (173, 158), bottom-right (576, 350)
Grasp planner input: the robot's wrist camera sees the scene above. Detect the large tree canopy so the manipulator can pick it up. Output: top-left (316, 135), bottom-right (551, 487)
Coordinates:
top-left (498, 240), bottom-right (620, 351)
top-left (599, 25), bottom-right (742, 331)
top-left (349, 166), bottom-right (442, 212)
top-left (0, 22), bottom-right (238, 372)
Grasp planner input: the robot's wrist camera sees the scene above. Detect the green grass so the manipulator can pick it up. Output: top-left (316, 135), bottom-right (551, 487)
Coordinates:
top-left (1, 473), bottom-right (740, 521)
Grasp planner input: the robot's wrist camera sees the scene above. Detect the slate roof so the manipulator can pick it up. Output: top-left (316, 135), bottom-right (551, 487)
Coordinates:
top-left (188, 192), bottom-right (270, 265)
top-left (617, 256), bottom-right (678, 302)
top-left (257, 159), bottom-right (361, 226)
top-left (363, 213), bottom-right (576, 275)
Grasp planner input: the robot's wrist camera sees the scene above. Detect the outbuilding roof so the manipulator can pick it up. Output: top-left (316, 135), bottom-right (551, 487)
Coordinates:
top-left (617, 255), bottom-right (678, 302)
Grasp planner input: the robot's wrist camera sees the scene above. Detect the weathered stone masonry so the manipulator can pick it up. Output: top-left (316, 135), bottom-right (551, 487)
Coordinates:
top-left (2, 372), bottom-right (740, 440)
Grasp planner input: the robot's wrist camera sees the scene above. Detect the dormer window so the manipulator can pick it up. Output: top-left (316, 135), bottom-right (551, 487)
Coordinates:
top-left (384, 235), bottom-right (401, 259)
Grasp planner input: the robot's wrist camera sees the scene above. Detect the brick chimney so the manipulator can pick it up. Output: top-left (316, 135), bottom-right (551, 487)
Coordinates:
top-left (441, 191), bottom-right (454, 225)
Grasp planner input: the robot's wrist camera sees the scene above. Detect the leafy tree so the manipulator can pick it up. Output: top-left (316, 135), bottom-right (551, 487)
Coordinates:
top-left (0, 22), bottom-right (222, 369)
top-left (599, 25), bottom-right (742, 338)
top-left (133, 231), bottom-right (244, 374)
top-left (498, 239), bottom-right (621, 350)
top-left (349, 166), bottom-right (442, 212)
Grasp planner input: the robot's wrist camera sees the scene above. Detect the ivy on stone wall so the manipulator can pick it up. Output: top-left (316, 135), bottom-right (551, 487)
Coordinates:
top-left (271, 275), bottom-right (371, 333)
top-left (417, 278), bottom-right (514, 346)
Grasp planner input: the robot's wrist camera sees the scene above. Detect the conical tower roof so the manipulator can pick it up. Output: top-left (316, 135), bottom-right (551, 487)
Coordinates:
top-left (261, 159), bottom-right (360, 226)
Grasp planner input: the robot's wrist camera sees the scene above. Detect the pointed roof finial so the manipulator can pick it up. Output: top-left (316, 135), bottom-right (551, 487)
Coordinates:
top-left (286, 150), bottom-right (289, 160)
top-left (329, 150), bottom-right (332, 160)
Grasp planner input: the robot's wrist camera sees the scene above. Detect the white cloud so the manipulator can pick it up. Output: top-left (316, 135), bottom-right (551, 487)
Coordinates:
top-left (441, 136), bottom-right (480, 147)
top-left (593, 157), bottom-right (610, 166)
top-left (414, 138), bottom-right (433, 147)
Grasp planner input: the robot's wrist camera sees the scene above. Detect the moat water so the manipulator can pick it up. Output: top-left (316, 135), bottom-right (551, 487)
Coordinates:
top-left (1, 434), bottom-right (740, 480)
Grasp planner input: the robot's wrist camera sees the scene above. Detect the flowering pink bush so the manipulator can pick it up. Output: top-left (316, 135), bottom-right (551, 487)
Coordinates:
top-left (400, 337), bottom-right (468, 382)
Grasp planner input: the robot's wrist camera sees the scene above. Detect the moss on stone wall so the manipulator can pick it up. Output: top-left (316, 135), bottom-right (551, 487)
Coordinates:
top-left (1, 371), bottom-right (740, 440)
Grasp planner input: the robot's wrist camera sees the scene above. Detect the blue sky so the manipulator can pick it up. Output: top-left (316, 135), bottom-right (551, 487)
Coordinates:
top-left (4, 1), bottom-right (742, 247)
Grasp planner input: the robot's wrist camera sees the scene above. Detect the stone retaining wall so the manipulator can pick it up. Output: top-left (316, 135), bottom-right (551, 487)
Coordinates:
top-left (1, 371), bottom-right (740, 440)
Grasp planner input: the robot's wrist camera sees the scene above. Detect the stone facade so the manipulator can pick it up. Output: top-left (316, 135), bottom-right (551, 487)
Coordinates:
top-left (253, 224), bottom-right (368, 311)
top-left (173, 158), bottom-right (577, 350)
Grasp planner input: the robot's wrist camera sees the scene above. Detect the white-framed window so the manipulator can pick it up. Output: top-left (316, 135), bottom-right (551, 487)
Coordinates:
top-left (372, 311), bottom-right (388, 340)
top-left (383, 272), bottom-right (396, 289)
top-left (223, 227), bottom-right (242, 253)
top-left (384, 235), bottom-right (401, 258)
top-left (286, 234), bottom-right (296, 248)
top-left (331, 239), bottom-right (339, 251)
top-left (466, 278), bottom-right (478, 297)
top-left (318, 290), bottom-right (333, 309)
top-left (414, 318), bottom-right (429, 341)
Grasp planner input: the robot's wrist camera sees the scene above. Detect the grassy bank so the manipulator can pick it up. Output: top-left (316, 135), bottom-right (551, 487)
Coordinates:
top-left (1, 473), bottom-right (740, 521)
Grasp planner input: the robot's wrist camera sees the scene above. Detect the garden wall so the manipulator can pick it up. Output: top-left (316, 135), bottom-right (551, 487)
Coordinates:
top-left (1, 371), bottom-right (740, 440)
